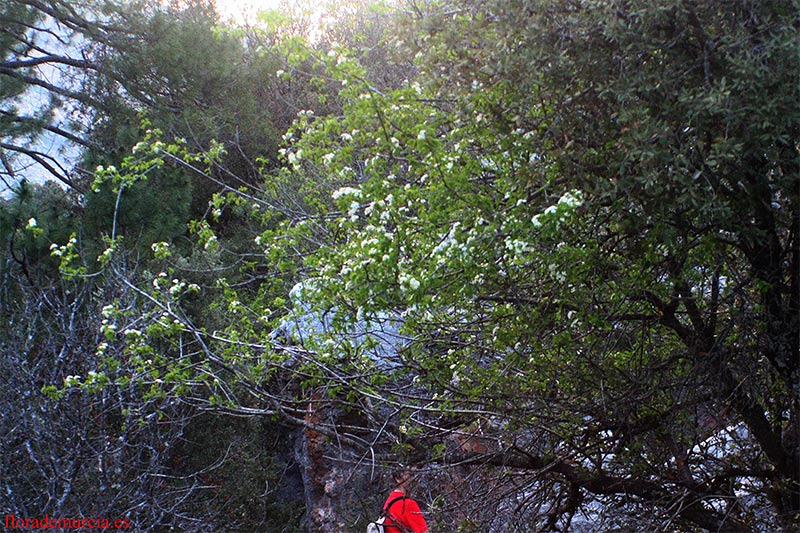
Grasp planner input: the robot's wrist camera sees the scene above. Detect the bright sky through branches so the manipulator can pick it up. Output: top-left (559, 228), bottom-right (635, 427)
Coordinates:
top-left (215, 0), bottom-right (304, 24)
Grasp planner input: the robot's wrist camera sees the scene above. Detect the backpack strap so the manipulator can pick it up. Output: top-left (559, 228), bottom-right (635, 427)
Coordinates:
top-left (383, 495), bottom-right (407, 515)
top-left (383, 496), bottom-right (409, 532)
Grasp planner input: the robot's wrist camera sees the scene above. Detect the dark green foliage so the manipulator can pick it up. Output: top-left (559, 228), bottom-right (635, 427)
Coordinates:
top-left (172, 414), bottom-right (306, 532)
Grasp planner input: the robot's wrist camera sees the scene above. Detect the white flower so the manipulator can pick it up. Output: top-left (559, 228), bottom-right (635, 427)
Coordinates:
top-left (558, 190), bottom-right (585, 208)
top-left (204, 236), bottom-right (218, 250)
top-left (505, 238), bottom-right (529, 256)
top-left (398, 273), bottom-right (420, 292)
top-left (151, 241), bottom-right (170, 256)
top-left (26, 218), bottom-right (37, 228)
top-left (169, 282), bottom-right (186, 296)
top-left (332, 186), bottom-right (362, 200)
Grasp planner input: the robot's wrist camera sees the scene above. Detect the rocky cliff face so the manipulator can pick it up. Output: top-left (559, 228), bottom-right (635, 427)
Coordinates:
top-left (298, 396), bottom-right (348, 532)
top-left (277, 286), bottom-right (410, 531)
top-left (295, 397), bottom-right (387, 532)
